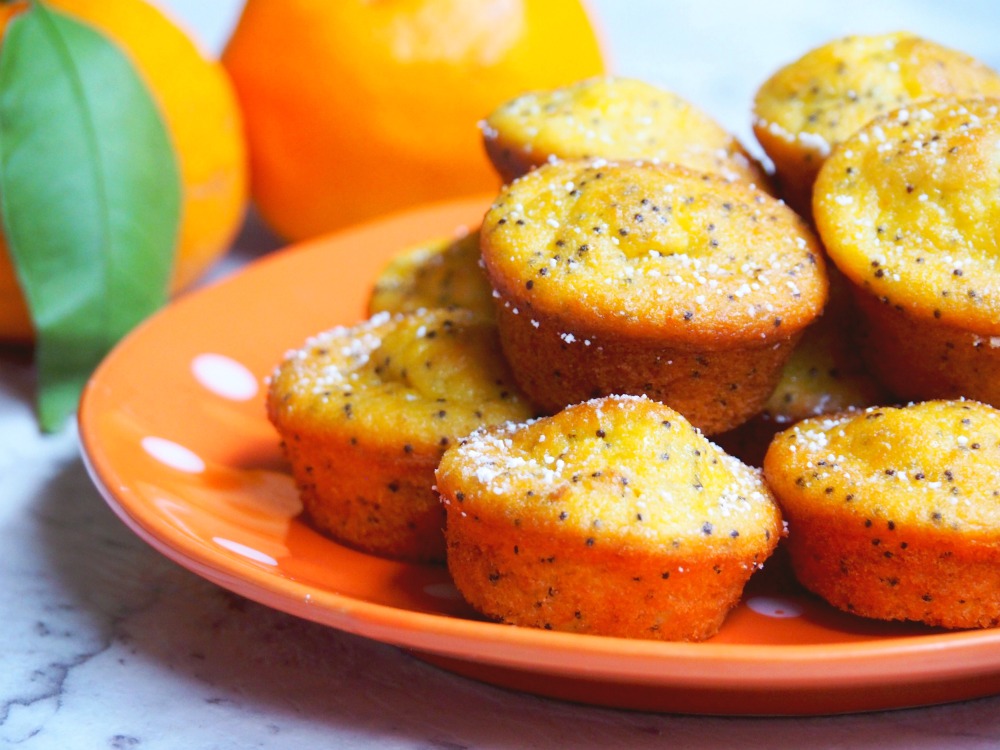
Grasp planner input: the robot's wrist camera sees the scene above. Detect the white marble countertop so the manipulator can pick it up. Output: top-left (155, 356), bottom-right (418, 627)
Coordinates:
top-left (6, 1), bottom-right (1000, 747)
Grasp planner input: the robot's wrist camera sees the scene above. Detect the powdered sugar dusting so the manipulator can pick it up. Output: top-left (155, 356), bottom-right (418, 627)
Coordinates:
top-left (438, 395), bottom-right (781, 546)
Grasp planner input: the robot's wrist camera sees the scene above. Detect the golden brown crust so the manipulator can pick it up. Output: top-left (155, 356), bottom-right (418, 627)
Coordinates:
top-left (278, 430), bottom-right (445, 562)
top-left (482, 75), bottom-right (770, 189)
top-left (851, 290), bottom-right (1000, 406)
top-left (763, 400), bottom-right (1000, 629)
top-left (754, 32), bottom-right (1000, 216)
top-left (814, 97), bottom-right (1000, 405)
top-left (436, 395), bottom-right (783, 640)
top-left (443, 520), bottom-right (758, 640)
top-left (493, 304), bottom-right (798, 435)
top-left (267, 308), bottom-right (534, 562)
top-left (480, 158), bottom-right (828, 433)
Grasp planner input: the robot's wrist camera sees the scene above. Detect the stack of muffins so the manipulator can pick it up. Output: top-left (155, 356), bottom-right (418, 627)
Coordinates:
top-left (268, 34), bottom-right (1000, 640)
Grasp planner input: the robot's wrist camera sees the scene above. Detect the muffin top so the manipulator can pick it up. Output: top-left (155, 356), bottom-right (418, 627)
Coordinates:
top-left (814, 97), bottom-right (1000, 333)
top-left (763, 400), bottom-right (1000, 534)
top-left (368, 230), bottom-right (494, 320)
top-left (753, 32), bottom-right (1000, 172)
top-left (480, 159), bottom-right (827, 343)
top-left (436, 394), bottom-right (782, 554)
top-left (267, 308), bottom-right (534, 452)
top-left (482, 75), bottom-right (767, 186)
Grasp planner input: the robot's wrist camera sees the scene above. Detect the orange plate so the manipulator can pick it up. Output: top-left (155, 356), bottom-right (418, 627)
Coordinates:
top-left (79, 196), bottom-right (1000, 716)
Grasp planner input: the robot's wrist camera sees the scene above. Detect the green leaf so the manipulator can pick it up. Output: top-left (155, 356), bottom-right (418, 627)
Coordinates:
top-left (0, 1), bottom-right (182, 431)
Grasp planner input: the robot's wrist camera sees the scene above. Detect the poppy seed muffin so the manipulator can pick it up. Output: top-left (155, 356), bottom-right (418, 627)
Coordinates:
top-left (764, 400), bottom-right (1000, 629)
top-left (436, 395), bottom-right (783, 641)
top-left (755, 279), bottom-right (885, 424)
top-left (813, 97), bottom-right (1000, 407)
top-left (480, 158), bottom-right (828, 434)
top-left (716, 271), bottom-right (889, 466)
top-left (482, 75), bottom-right (769, 188)
top-left (368, 230), bottom-right (494, 320)
top-left (267, 308), bottom-right (534, 562)
top-left (753, 32), bottom-right (1000, 216)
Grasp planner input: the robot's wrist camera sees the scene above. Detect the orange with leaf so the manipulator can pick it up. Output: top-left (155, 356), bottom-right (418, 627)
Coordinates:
top-left (0, 0), bottom-right (246, 429)
top-left (0, 0), bottom-right (246, 344)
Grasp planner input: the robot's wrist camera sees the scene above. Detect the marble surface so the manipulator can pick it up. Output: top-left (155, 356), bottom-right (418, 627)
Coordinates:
top-left (5, 1), bottom-right (1000, 747)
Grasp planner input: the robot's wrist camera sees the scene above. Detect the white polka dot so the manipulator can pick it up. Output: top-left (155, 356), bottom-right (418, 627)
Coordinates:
top-left (424, 582), bottom-right (462, 600)
top-left (142, 436), bottom-right (206, 474)
top-left (746, 595), bottom-right (805, 619)
top-left (191, 353), bottom-right (258, 401)
top-left (213, 537), bottom-right (278, 566)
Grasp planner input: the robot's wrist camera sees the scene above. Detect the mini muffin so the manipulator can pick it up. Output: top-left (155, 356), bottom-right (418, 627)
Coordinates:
top-left (368, 230), bottom-right (494, 320)
top-left (480, 158), bottom-right (828, 435)
top-left (482, 76), bottom-right (769, 188)
top-left (436, 394), bottom-right (783, 641)
top-left (753, 32), bottom-right (1000, 216)
top-left (267, 308), bottom-right (534, 563)
top-left (764, 400), bottom-right (1000, 629)
top-left (716, 271), bottom-right (889, 465)
top-left (814, 97), bottom-right (1000, 407)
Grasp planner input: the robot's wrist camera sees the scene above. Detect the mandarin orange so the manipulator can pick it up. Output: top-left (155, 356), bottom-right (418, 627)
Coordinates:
top-left (222, 0), bottom-right (605, 241)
